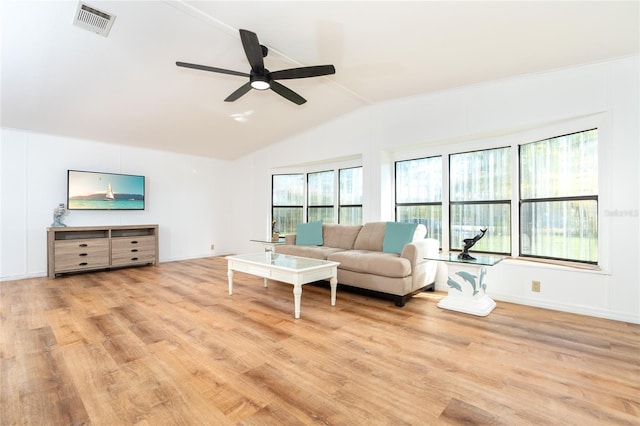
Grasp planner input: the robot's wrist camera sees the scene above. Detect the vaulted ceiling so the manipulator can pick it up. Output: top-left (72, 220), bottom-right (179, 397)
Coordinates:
top-left (2, 1), bottom-right (638, 160)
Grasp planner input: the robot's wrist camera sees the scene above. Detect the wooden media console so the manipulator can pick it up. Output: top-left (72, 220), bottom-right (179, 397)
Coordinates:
top-left (47, 225), bottom-right (158, 279)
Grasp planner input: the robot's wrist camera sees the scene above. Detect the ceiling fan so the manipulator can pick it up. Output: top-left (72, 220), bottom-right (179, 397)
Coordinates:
top-left (176, 29), bottom-right (336, 105)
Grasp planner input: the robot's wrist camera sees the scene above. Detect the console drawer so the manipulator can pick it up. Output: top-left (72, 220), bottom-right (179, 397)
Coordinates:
top-left (111, 236), bottom-right (156, 267)
top-left (54, 239), bottom-right (110, 272)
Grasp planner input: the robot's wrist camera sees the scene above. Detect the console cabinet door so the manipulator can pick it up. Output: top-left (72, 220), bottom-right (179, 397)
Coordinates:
top-left (111, 236), bottom-right (156, 267)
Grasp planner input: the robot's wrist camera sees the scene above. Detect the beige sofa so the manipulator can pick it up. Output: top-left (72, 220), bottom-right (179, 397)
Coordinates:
top-left (274, 222), bottom-right (439, 306)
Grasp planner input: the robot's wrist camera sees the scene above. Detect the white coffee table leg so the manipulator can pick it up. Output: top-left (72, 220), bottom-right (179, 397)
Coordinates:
top-left (227, 268), bottom-right (233, 295)
top-left (329, 276), bottom-right (337, 306)
top-left (293, 283), bottom-right (302, 319)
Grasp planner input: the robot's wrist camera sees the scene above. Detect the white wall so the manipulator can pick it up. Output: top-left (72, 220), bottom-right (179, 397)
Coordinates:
top-left (231, 57), bottom-right (639, 324)
top-left (0, 129), bottom-right (233, 280)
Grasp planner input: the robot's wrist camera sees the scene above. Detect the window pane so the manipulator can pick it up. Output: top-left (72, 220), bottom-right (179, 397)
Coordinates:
top-left (450, 204), bottom-right (511, 253)
top-left (519, 129), bottom-right (598, 263)
top-left (273, 174), bottom-right (304, 206)
top-left (396, 157), bottom-right (442, 203)
top-left (450, 148), bottom-right (511, 201)
top-left (339, 167), bottom-right (363, 225)
top-left (396, 205), bottom-right (442, 244)
top-left (272, 207), bottom-right (303, 235)
top-left (273, 174), bottom-right (304, 234)
top-left (340, 167), bottom-right (363, 205)
top-left (308, 207), bottom-right (334, 224)
top-left (449, 148), bottom-right (511, 255)
top-left (521, 200), bottom-right (597, 263)
top-left (308, 170), bottom-right (334, 206)
top-left (339, 207), bottom-right (362, 225)
top-left (520, 130), bottom-right (597, 199)
top-left (395, 157), bottom-right (442, 244)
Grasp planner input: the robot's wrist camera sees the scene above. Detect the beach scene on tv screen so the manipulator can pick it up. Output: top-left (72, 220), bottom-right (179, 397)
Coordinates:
top-left (68, 171), bottom-right (144, 210)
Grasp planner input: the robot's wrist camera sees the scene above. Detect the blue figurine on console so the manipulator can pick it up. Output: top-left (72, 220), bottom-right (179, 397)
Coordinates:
top-left (458, 228), bottom-right (487, 260)
top-left (51, 203), bottom-right (69, 227)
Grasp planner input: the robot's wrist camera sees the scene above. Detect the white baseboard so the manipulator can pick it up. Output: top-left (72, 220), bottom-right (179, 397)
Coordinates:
top-left (492, 293), bottom-right (640, 324)
top-left (435, 283), bottom-right (639, 324)
top-left (0, 253), bottom-right (223, 282)
top-left (0, 271), bottom-right (47, 282)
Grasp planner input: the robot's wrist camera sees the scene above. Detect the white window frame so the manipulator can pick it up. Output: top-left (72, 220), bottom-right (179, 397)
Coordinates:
top-left (270, 158), bottom-right (363, 226)
top-left (392, 113), bottom-right (610, 271)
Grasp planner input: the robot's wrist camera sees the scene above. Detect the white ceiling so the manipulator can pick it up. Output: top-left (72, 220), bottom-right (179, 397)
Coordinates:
top-left (2, 1), bottom-right (638, 160)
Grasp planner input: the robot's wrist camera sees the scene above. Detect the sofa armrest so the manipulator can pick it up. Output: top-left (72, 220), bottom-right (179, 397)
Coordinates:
top-left (401, 237), bottom-right (439, 263)
top-left (401, 238), bottom-right (439, 289)
top-left (284, 234), bottom-right (297, 245)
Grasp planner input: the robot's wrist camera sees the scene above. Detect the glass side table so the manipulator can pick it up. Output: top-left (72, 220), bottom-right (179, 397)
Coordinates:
top-left (250, 238), bottom-right (286, 252)
top-left (426, 253), bottom-right (505, 316)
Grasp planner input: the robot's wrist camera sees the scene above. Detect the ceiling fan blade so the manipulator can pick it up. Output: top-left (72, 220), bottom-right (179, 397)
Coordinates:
top-left (176, 61), bottom-right (249, 78)
top-left (224, 82), bottom-right (252, 102)
top-left (270, 65), bottom-right (336, 80)
top-left (239, 29), bottom-right (265, 73)
top-left (270, 81), bottom-right (306, 105)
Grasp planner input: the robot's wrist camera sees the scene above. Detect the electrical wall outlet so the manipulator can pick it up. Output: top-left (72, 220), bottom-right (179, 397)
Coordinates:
top-left (210, 244), bottom-right (215, 250)
top-left (532, 280), bottom-right (541, 292)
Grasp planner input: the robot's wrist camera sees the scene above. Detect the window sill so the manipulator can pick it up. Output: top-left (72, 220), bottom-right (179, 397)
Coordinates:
top-left (501, 256), bottom-right (610, 275)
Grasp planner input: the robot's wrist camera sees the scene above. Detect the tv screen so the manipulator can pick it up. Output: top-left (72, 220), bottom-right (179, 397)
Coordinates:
top-left (67, 170), bottom-right (145, 210)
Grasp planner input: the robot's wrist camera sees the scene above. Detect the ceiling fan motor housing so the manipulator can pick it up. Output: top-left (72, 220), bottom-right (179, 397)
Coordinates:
top-left (250, 72), bottom-right (271, 90)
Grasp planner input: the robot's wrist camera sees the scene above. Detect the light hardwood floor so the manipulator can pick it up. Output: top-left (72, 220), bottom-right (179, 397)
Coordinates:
top-left (1, 256), bottom-right (639, 425)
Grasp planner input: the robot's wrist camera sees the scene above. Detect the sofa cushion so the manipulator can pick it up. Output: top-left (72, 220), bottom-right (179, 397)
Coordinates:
top-left (275, 244), bottom-right (345, 260)
top-left (352, 222), bottom-right (425, 251)
top-left (323, 224), bottom-right (362, 249)
top-left (383, 222), bottom-right (418, 254)
top-left (353, 222), bottom-right (386, 251)
top-left (296, 220), bottom-right (323, 246)
top-left (328, 250), bottom-right (411, 278)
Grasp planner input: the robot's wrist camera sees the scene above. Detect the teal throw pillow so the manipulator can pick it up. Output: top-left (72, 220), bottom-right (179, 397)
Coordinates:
top-left (296, 221), bottom-right (324, 246)
top-left (383, 222), bottom-right (418, 254)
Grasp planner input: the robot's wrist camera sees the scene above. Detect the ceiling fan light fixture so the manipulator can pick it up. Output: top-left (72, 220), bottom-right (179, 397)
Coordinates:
top-left (250, 75), bottom-right (270, 90)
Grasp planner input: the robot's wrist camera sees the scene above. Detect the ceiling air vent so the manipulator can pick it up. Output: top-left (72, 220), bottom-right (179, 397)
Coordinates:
top-left (73, 2), bottom-right (116, 37)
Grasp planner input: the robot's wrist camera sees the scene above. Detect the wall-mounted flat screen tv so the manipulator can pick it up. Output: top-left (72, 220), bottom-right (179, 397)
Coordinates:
top-left (67, 170), bottom-right (145, 210)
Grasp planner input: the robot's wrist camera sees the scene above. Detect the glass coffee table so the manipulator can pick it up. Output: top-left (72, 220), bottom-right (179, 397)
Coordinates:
top-left (426, 253), bottom-right (504, 316)
top-left (226, 252), bottom-right (339, 319)
top-left (249, 238), bottom-right (286, 252)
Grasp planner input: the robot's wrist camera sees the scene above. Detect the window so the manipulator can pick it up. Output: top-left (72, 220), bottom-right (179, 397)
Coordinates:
top-left (394, 127), bottom-right (599, 265)
top-left (308, 170), bottom-right (334, 223)
top-left (395, 157), bottom-right (442, 244)
top-left (450, 148), bottom-right (511, 254)
top-left (272, 174), bottom-right (304, 235)
top-left (272, 164), bottom-right (363, 233)
top-left (519, 129), bottom-right (598, 263)
top-left (339, 167), bottom-right (363, 225)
